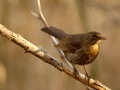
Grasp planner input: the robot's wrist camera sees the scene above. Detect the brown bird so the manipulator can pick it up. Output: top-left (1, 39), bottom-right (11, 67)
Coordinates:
top-left (41, 26), bottom-right (106, 76)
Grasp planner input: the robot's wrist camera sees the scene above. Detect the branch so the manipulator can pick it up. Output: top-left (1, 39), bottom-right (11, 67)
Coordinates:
top-left (30, 0), bottom-right (111, 90)
top-left (0, 24), bottom-right (111, 90)
top-left (31, 0), bottom-right (73, 69)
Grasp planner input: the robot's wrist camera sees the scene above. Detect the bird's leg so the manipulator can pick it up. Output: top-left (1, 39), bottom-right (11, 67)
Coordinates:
top-left (72, 64), bottom-right (79, 78)
top-left (83, 65), bottom-right (89, 77)
top-left (83, 65), bottom-right (91, 80)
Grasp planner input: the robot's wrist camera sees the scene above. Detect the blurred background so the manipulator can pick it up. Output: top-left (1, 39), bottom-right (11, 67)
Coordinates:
top-left (0, 0), bottom-right (120, 90)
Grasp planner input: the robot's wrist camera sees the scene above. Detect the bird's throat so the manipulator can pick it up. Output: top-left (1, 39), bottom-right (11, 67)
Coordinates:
top-left (92, 43), bottom-right (99, 52)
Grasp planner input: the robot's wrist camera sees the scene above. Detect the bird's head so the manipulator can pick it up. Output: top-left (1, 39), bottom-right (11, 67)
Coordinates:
top-left (86, 31), bottom-right (106, 45)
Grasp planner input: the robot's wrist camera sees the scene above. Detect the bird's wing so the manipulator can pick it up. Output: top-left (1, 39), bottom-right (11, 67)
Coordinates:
top-left (64, 49), bottom-right (89, 65)
top-left (68, 34), bottom-right (82, 51)
top-left (75, 48), bottom-right (90, 65)
top-left (55, 34), bottom-right (82, 53)
top-left (55, 42), bottom-right (76, 52)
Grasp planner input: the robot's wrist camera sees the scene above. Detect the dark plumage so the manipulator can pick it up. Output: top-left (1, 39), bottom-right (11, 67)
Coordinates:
top-left (41, 26), bottom-right (106, 75)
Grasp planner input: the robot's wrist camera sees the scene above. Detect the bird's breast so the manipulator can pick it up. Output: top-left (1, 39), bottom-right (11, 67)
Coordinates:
top-left (88, 44), bottom-right (99, 62)
top-left (91, 44), bottom-right (99, 52)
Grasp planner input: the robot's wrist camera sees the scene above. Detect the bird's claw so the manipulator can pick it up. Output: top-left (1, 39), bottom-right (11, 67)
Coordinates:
top-left (84, 73), bottom-right (91, 82)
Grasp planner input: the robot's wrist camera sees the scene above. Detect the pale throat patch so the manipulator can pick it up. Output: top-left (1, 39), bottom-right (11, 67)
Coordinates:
top-left (96, 40), bottom-right (101, 44)
top-left (93, 44), bottom-right (99, 51)
top-left (92, 40), bottom-right (101, 50)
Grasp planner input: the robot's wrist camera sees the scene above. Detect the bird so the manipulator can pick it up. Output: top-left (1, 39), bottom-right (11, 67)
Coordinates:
top-left (41, 26), bottom-right (106, 77)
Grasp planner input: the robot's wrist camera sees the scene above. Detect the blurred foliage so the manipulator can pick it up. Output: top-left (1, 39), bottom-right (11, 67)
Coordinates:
top-left (0, 0), bottom-right (120, 90)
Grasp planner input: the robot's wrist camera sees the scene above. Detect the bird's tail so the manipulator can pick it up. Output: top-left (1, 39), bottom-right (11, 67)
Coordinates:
top-left (41, 26), bottom-right (67, 40)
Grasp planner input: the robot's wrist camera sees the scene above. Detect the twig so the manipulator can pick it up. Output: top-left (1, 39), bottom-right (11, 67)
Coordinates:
top-left (0, 24), bottom-right (111, 90)
top-left (31, 0), bottom-right (73, 69)
top-left (37, 0), bottom-right (48, 27)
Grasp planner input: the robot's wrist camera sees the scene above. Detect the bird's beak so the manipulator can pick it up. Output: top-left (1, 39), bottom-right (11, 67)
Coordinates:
top-left (100, 36), bottom-right (106, 40)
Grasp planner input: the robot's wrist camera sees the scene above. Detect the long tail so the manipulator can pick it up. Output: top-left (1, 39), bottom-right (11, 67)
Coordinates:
top-left (41, 26), bottom-right (67, 40)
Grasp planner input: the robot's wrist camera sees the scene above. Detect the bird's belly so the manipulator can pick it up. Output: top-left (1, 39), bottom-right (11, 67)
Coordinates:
top-left (84, 50), bottom-right (98, 64)
top-left (65, 44), bottom-right (99, 65)
top-left (79, 45), bottom-right (99, 65)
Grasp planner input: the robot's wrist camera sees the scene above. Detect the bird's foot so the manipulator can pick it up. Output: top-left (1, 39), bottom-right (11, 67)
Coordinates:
top-left (84, 73), bottom-right (91, 82)
top-left (83, 65), bottom-right (91, 82)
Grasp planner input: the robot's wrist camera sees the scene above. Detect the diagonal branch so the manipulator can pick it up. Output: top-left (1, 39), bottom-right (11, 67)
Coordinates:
top-left (31, 0), bottom-right (73, 69)
top-left (30, 0), bottom-right (111, 90)
top-left (0, 24), bottom-right (111, 90)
